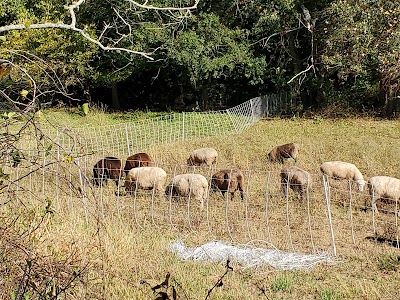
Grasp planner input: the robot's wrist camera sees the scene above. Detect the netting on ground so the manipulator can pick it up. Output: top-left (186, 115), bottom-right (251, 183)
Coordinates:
top-left (168, 240), bottom-right (336, 271)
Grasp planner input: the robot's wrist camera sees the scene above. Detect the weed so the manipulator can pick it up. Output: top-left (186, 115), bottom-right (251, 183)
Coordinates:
top-left (320, 289), bottom-right (341, 300)
top-left (377, 254), bottom-right (400, 272)
top-left (271, 275), bottom-right (292, 293)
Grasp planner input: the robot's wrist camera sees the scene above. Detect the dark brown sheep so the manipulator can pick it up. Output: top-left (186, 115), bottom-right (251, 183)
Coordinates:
top-left (210, 168), bottom-right (245, 201)
top-left (124, 152), bottom-right (153, 175)
top-left (92, 157), bottom-right (122, 187)
top-left (268, 143), bottom-right (300, 163)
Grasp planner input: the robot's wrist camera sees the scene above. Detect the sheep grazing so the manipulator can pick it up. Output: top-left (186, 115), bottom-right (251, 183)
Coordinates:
top-left (124, 166), bottom-right (167, 193)
top-left (124, 152), bottom-right (153, 175)
top-left (268, 143), bottom-right (300, 163)
top-left (320, 161), bottom-right (366, 191)
top-left (92, 157), bottom-right (122, 187)
top-left (187, 147), bottom-right (218, 167)
top-left (165, 173), bottom-right (209, 210)
top-left (368, 176), bottom-right (400, 214)
top-left (210, 168), bottom-right (246, 201)
top-left (280, 166), bottom-right (312, 200)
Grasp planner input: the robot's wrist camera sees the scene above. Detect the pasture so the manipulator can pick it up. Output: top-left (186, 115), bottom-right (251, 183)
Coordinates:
top-left (1, 110), bottom-right (400, 299)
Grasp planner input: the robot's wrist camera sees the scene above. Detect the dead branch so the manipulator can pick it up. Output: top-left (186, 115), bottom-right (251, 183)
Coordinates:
top-left (0, 0), bottom-right (200, 60)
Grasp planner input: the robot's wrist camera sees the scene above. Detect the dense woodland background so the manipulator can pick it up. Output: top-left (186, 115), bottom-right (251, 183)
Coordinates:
top-left (1, 0), bottom-right (400, 116)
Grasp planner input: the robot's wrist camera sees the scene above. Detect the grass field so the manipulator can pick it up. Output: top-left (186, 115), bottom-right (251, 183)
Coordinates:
top-left (1, 110), bottom-right (400, 299)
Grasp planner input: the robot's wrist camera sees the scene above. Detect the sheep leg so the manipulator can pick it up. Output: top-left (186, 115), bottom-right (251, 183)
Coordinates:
top-left (239, 185), bottom-right (244, 201)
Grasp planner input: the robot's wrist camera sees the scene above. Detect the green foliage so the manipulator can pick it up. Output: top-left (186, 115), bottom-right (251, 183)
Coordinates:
top-left (320, 289), bottom-right (342, 300)
top-left (318, 0), bottom-right (400, 109)
top-left (167, 13), bottom-right (267, 88)
top-left (271, 274), bottom-right (292, 292)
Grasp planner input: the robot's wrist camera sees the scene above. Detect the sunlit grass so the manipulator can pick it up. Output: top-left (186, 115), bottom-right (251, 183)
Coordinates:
top-left (2, 110), bottom-right (400, 299)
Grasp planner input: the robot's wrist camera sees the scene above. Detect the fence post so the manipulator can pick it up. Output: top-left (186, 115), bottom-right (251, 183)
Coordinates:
top-left (125, 123), bottom-right (130, 155)
top-left (182, 112), bottom-right (185, 141)
top-left (250, 99), bottom-right (256, 124)
top-left (56, 128), bottom-right (60, 210)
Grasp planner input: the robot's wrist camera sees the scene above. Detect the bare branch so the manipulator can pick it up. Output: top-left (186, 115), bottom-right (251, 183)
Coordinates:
top-left (126, 0), bottom-right (200, 11)
top-left (0, 0), bottom-right (200, 59)
top-left (287, 64), bottom-right (314, 84)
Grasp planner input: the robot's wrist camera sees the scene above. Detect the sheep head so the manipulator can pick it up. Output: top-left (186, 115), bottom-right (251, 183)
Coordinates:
top-left (356, 179), bottom-right (367, 192)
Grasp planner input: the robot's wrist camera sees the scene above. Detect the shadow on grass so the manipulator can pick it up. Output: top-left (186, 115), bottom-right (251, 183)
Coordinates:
top-left (366, 236), bottom-right (400, 248)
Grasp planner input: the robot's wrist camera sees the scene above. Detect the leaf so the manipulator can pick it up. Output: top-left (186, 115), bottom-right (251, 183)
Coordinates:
top-left (20, 90), bottom-right (29, 98)
top-left (80, 103), bottom-right (89, 116)
top-left (24, 20), bottom-right (31, 29)
top-left (0, 36), bottom-right (5, 42)
top-left (45, 144), bottom-right (53, 156)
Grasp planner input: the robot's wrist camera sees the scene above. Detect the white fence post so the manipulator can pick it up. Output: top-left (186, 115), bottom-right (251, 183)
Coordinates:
top-left (125, 123), bottom-right (130, 155)
top-left (250, 99), bottom-right (255, 124)
top-left (182, 112), bottom-right (185, 141)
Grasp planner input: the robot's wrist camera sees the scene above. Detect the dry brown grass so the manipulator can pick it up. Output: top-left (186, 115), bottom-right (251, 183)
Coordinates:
top-left (2, 116), bottom-right (400, 299)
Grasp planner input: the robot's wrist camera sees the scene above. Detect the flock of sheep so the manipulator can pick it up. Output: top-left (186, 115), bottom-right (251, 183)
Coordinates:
top-left (92, 148), bottom-right (244, 210)
top-left (92, 143), bottom-right (400, 213)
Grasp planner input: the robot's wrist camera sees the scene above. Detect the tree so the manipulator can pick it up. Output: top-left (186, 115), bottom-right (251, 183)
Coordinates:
top-left (0, 0), bottom-right (200, 110)
top-left (317, 0), bottom-right (400, 116)
top-left (166, 12), bottom-right (267, 109)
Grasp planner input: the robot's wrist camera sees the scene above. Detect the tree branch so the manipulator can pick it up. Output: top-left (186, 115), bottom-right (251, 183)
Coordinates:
top-left (0, 0), bottom-right (200, 59)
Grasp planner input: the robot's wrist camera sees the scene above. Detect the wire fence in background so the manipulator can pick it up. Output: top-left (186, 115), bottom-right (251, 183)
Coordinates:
top-left (35, 93), bottom-right (291, 157)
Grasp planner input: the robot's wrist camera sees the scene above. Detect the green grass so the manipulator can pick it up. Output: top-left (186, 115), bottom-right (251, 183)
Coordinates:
top-left (2, 109), bottom-right (400, 299)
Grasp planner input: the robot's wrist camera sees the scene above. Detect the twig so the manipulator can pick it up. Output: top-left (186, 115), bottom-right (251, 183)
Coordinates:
top-left (204, 260), bottom-right (233, 300)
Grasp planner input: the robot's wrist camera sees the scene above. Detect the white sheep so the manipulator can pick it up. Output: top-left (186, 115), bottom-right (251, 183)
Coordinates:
top-left (187, 147), bottom-right (218, 166)
top-left (280, 166), bottom-right (312, 200)
top-left (369, 176), bottom-right (400, 214)
top-left (165, 173), bottom-right (209, 210)
top-left (125, 166), bottom-right (167, 193)
top-left (320, 161), bottom-right (366, 191)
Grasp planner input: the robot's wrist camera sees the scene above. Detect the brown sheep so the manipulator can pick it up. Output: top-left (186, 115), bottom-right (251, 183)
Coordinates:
top-left (268, 143), bottom-right (300, 163)
top-left (280, 166), bottom-right (312, 200)
top-left (210, 168), bottom-right (245, 201)
top-left (124, 152), bottom-right (153, 175)
top-left (92, 157), bottom-right (122, 187)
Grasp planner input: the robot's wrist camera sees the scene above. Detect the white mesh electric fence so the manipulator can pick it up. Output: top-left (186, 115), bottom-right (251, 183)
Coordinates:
top-left (2, 94), bottom-right (399, 271)
top-left (3, 155), bottom-right (399, 258)
top-left (37, 94), bottom-right (289, 157)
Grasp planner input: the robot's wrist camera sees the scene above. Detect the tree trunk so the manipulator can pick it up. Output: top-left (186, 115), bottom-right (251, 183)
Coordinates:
top-left (380, 79), bottom-right (399, 118)
top-left (201, 77), bottom-right (211, 110)
top-left (111, 82), bottom-right (121, 110)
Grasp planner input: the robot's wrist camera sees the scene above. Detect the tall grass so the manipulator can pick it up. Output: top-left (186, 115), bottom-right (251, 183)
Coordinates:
top-left (2, 112), bottom-right (400, 299)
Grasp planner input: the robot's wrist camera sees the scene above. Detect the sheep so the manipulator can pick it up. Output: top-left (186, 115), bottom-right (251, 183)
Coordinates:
top-left (92, 157), bottom-right (122, 187)
top-left (165, 173), bottom-right (209, 210)
top-left (187, 147), bottom-right (218, 167)
top-left (210, 168), bottom-right (245, 201)
top-left (368, 176), bottom-right (400, 214)
top-left (268, 143), bottom-right (300, 163)
top-left (320, 161), bottom-right (366, 192)
top-left (280, 166), bottom-right (312, 200)
top-left (124, 152), bottom-right (153, 175)
top-left (124, 166), bottom-right (167, 194)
